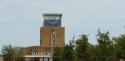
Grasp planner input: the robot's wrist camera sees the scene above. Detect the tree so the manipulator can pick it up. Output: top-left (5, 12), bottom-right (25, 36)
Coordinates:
top-left (96, 30), bottom-right (114, 61)
top-left (14, 47), bottom-right (25, 61)
top-left (113, 34), bottom-right (125, 61)
top-left (1, 45), bottom-right (25, 61)
top-left (53, 41), bottom-right (76, 61)
top-left (83, 44), bottom-right (100, 61)
top-left (1, 45), bottom-right (15, 61)
top-left (63, 42), bottom-right (76, 61)
top-left (76, 34), bottom-right (89, 61)
top-left (53, 47), bottom-right (64, 61)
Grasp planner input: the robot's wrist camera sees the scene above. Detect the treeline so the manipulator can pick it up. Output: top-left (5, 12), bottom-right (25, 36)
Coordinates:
top-left (53, 30), bottom-right (125, 61)
top-left (1, 45), bottom-right (25, 61)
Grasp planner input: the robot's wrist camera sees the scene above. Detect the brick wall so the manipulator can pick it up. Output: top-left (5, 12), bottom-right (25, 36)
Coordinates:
top-left (40, 27), bottom-right (65, 47)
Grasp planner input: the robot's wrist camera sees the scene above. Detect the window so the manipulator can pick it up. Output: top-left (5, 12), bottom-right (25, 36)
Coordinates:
top-left (32, 48), bottom-right (36, 52)
top-left (44, 16), bottom-right (60, 20)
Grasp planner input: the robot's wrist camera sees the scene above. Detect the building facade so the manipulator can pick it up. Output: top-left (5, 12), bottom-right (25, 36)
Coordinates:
top-left (25, 13), bottom-right (65, 61)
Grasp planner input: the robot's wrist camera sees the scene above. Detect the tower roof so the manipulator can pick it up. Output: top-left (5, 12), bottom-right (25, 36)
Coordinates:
top-left (43, 13), bottom-right (62, 16)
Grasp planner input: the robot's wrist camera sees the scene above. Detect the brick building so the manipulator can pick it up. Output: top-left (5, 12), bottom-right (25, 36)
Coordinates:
top-left (24, 13), bottom-right (65, 61)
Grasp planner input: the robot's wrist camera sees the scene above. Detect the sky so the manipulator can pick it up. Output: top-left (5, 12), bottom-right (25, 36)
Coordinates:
top-left (0, 0), bottom-right (125, 51)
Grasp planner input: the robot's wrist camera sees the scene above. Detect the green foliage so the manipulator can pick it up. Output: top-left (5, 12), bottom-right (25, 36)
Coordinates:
top-left (3, 29), bottom-right (125, 61)
top-left (87, 45), bottom-right (100, 61)
top-left (63, 42), bottom-right (76, 61)
top-left (96, 30), bottom-right (113, 61)
top-left (0, 54), bottom-right (2, 57)
top-left (53, 30), bottom-right (125, 61)
top-left (76, 34), bottom-right (89, 61)
top-left (53, 47), bottom-right (64, 61)
top-left (53, 42), bottom-right (76, 61)
top-left (113, 34), bottom-right (125, 60)
top-left (1, 45), bottom-right (25, 61)
top-left (1, 45), bottom-right (15, 61)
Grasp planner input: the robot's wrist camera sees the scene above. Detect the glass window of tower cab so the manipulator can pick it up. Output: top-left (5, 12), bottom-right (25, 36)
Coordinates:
top-left (24, 13), bottom-right (65, 61)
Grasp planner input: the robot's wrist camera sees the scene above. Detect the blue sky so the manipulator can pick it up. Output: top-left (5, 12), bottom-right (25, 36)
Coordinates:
top-left (0, 0), bottom-right (125, 51)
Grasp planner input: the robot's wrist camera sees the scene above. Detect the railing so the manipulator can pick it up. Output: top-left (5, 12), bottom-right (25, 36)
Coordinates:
top-left (31, 52), bottom-right (51, 55)
top-left (25, 52), bottom-right (52, 57)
